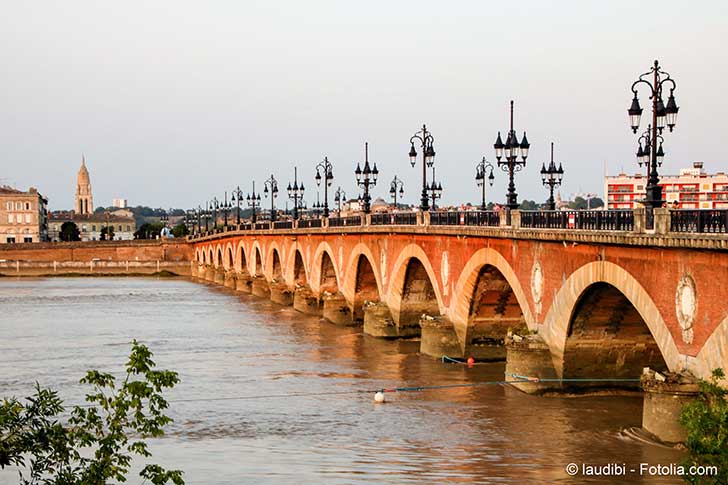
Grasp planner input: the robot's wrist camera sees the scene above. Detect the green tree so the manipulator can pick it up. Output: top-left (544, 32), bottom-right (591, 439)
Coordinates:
top-left (171, 223), bottom-right (189, 238)
top-left (59, 221), bottom-right (80, 242)
top-left (0, 340), bottom-right (183, 484)
top-left (680, 368), bottom-right (728, 484)
top-left (100, 225), bottom-right (115, 241)
top-left (519, 199), bottom-right (538, 210)
top-left (134, 222), bottom-right (165, 240)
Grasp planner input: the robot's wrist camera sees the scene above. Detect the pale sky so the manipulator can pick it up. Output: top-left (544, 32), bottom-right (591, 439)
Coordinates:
top-left (1, 0), bottom-right (727, 210)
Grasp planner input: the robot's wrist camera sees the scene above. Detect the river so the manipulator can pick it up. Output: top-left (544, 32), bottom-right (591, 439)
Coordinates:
top-left (0, 277), bottom-right (686, 484)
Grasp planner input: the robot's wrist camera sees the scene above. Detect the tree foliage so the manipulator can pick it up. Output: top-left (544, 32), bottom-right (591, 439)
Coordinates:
top-left (171, 224), bottom-right (189, 238)
top-left (100, 225), bottom-right (115, 241)
top-left (0, 340), bottom-right (183, 484)
top-left (134, 223), bottom-right (165, 240)
top-left (680, 368), bottom-right (728, 485)
top-left (59, 222), bottom-right (81, 242)
top-left (519, 199), bottom-right (539, 210)
top-left (568, 196), bottom-right (604, 210)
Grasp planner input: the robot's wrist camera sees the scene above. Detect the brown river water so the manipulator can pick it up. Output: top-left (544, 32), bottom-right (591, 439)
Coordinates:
top-left (0, 278), bottom-right (686, 484)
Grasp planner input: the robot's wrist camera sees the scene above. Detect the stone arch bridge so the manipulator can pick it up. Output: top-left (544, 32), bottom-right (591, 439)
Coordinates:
top-left (190, 217), bottom-right (727, 389)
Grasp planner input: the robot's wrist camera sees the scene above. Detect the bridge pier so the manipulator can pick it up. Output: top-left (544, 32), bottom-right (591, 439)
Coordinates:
top-left (270, 283), bottom-right (294, 306)
top-left (362, 301), bottom-right (397, 337)
top-left (213, 268), bottom-right (225, 285)
top-left (420, 316), bottom-right (463, 357)
top-left (204, 265), bottom-right (215, 282)
top-left (504, 333), bottom-right (562, 394)
top-left (223, 270), bottom-right (236, 289)
top-left (293, 286), bottom-right (321, 315)
top-left (235, 273), bottom-right (252, 293)
top-left (251, 276), bottom-right (271, 298)
top-left (322, 292), bottom-right (354, 326)
top-left (641, 371), bottom-right (699, 444)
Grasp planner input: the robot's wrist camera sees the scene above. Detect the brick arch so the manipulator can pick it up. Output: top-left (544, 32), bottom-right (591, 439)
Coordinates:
top-left (251, 241), bottom-right (265, 276)
top-left (543, 261), bottom-right (681, 376)
top-left (195, 248), bottom-right (202, 264)
top-left (265, 241), bottom-right (284, 282)
top-left (223, 242), bottom-right (234, 270)
top-left (215, 245), bottom-right (224, 268)
top-left (207, 247), bottom-right (213, 265)
top-left (341, 243), bottom-right (383, 303)
top-left (310, 242), bottom-right (341, 294)
top-left (284, 243), bottom-right (309, 286)
top-left (236, 240), bottom-right (248, 274)
top-left (450, 248), bottom-right (534, 345)
top-left (385, 244), bottom-right (444, 325)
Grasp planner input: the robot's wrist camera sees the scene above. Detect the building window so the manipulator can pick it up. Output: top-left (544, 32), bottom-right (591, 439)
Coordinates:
top-left (5, 202), bottom-right (11, 210)
top-left (25, 202), bottom-right (30, 210)
top-left (7, 214), bottom-right (12, 224)
top-left (82, 225), bottom-right (87, 231)
top-left (126, 225), bottom-right (131, 231)
top-left (15, 202), bottom-right (21, 210)
top-left (24, 236), bottom-right (32, 243)
top-left (25, 214), bottom-right (31, 224)
top-left (92, 225), bottom-right (96, 231)
top-left (118, 225), bottom-right (122, 231)
top-left (6, 236), bottom-right (16, 243)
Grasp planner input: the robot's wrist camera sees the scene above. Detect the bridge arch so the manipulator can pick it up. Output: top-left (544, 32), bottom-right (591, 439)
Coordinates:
top-left (215, 246), bottom-right (223, 268)
top-left (694, 315), bottom-right (728, 381)
top-left (236, 240), bottom-right (248, 274)
top-left (386, 244), bottom-right (443, 326)
top-left (311, 242), bottom-right (341, 294)
top-left (266, 242), bottom-right (283, 281)
top-left (342, 244), bottom-right (383, 322)
top-left (543, 261), bottom-right (681, 376)
top-left (251, 241), bottom-right (264, 277)
top-left (224, 243), bottom-right (234, 270)
top-left (285, 245), bottom-right (308, 286)
top-left (207, 247), bottom-right (213, 266)
top-left (450, 248), bottom-right (534, 345)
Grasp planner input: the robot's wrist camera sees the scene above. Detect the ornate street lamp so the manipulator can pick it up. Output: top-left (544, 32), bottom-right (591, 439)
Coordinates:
top-left (628, 59), bottom-right (679, 208)
top-left (231, 186), bottom-right (244, 225)
top-left (263, 175), bottom-right (279, 222)
top-left (354, 142), bottom-right (379, 214)
top-left (246, 181), bottom-right (261, 223)
top-left (221, 191), bottom-right (231, 227)
top-left (408, 124), bottom-right (436, 211)
top-left (203, 202), bottom-right (210, 231)
top-left (494, 100), bottom-right (530, 210)
top-left (475, 157), bottom-right (495, 210)
top-left (389, 175), bottom-right (404, 208)
top-left (334, 187), bottom-right (346, 214)
top-left (314, 157), bottom-right (334, 217)
top-left (427, 165), bottom-right (443, 210)
top-left (312, 192), bottom-right (323, 218)
top-left (211, 197), bottom-right (219, 229)
top-left (540, 142), bottom-right (564, 211)
top-left (287, 167), bottom-right (305, 220)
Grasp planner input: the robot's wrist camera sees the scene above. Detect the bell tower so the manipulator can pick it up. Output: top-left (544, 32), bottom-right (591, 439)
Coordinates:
top-left (75, 155), bottom-right (94, 215)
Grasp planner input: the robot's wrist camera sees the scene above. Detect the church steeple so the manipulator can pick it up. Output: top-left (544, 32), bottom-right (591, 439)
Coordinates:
top-left (75, 155), bottom-right (93, 215)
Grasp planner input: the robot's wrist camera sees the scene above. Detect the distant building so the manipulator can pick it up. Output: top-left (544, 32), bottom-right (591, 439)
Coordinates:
top-left (0, 186), bottom-right (49, 243)
top-left (112, 198), bottom-right (128, 208)
top-left (605, 162), bottom-right (728, 209)
top-left (48, 156), bottom-right (136, 241)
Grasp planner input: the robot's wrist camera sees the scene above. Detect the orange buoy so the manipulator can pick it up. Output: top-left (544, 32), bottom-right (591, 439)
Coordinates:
top-left (467, 357), bottom-right (475, 366)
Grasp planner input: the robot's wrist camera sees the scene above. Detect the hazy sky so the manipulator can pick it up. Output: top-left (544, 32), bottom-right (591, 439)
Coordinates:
top-left (1, 1), bottom-right (727, 210)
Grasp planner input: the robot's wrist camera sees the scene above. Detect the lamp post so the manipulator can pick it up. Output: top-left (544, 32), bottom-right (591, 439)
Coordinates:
top-left (204, 202), bottom-right (210, 231)
top-left (334, 187), bottom-right (346, 214)
top-left (221, 191), bottom-right (230, 227)
top-left (315, 157), bottom-right (334, 217)
top-left (389, 175), bottom-right (404, 207)
top-left (211, 197), bottom-right (219, 229)
top-left (494, 100), bottom-right (530, 210)
top-left (628, 59), bottom-right (679, 208)
top-left (287, 167), bottom-right (305, 220)
top-left (427, 165), bottom-right (443, 210)
top-left (312, 192), bottom-right (323, 218)
top-left (247, 181), bottom-right (261, 223)
top-left (540, 142), bottom-right (564, 211)
top-left (354, 142), bottom-right (379, 214)
top-left (475, 157), bottom-right (495, 210)
top-left (263, 174), bottom-right (279, 222)
top-left (408, 124), bottom-right (436, 211)
top-left (231, 186), bottom-right (244, 225)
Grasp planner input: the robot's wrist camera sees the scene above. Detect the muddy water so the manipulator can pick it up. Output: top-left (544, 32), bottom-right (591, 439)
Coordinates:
top-left (0, 278), bottom-right (685, 484)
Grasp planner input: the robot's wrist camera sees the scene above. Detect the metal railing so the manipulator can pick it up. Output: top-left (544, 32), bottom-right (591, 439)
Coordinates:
top-left (273, 220), bottom-right (293, 230)
top-left (329, 216), bottom-right (362, 227)
top-left (670, 209), bottom-right (728, 233)
top-left (254, 222), bottom-right (270, 230)
top-left (520, 210), bottom-right (634, 231)
top-left (297, 218), bottom-right (322, 229)
top-left (430, 211), bottom-right (460, 226)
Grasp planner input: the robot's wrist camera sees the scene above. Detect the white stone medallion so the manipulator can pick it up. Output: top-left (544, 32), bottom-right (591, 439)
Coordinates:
top-left (675, 274), bottom-right (697, 344)
top-left (531, 261), bottom-right (544, 315)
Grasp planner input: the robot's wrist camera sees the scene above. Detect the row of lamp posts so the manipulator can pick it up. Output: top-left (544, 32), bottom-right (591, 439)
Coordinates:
top-left (192, 59), bottom-right (680, 233)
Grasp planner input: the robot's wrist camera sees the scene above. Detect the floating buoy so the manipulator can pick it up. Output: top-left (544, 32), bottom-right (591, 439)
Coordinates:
top-left (374, 391), bottom-right (386, 403)
top-left (467, 357), bottom-right (475, 366)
